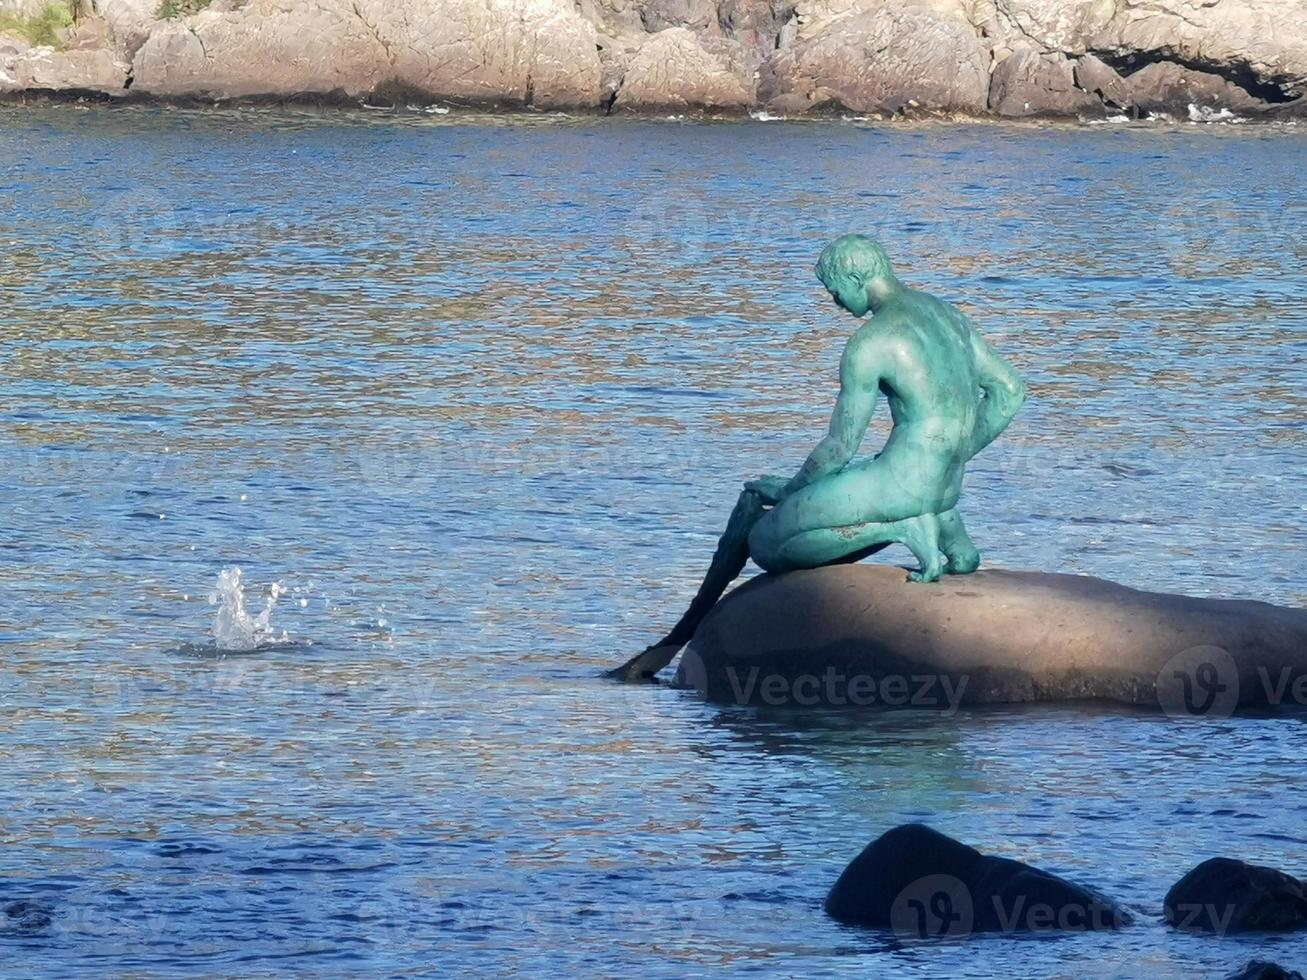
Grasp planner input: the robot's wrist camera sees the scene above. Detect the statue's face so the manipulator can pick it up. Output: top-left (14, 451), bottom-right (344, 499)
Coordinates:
top-left (826, 273), bottom-right (870, 318)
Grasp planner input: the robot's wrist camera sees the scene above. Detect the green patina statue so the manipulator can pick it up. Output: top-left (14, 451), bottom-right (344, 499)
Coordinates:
top-left (611, 235), bottom-right (1027, 681)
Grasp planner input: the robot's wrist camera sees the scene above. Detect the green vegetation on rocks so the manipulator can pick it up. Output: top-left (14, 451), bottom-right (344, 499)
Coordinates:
top-left (157, 0), bottom-right (212, 20)
top-left (0, 2), bottom-right (74, 49)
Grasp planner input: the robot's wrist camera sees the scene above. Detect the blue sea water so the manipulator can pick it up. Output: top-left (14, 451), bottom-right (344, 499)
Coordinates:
top-left (1, 106), bottom-right (1306, 977)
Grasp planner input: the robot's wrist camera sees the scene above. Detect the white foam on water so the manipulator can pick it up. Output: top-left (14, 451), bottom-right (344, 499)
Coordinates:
top-left (1188, 103), bottom-right (1246, 124)
top-left (749, 110), bottom-right (784, 122)
top-left (208, 566), bottom-right (288, 652)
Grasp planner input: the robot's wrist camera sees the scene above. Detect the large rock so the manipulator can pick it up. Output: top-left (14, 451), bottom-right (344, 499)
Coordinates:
top-left (1073, 52), bottom-right (1130, 108)
top-left (0, 35), bottom-right (128, 93)
top-left (1122, 61), bottom-right (1268, 114)
top-left (1166, 858), bottom-right (1307, 933)
top-left (614, 26), bottom-right (754, 108)
top-left (638, 0), bottom-right (719, 33)
top-left (760, 0), bottom-right (989, 114)
top-left (1101, 0), bottom-right (1307, 102)
top-left (2, 0), bottom-right (1307, 114)
top-left (988, 42), bottom-right (1099, 116)
top-left (989, 0), bottom-right (1307, 102)
top-left (988, 0), bottom-right (1116, 56)
top-left (96, 0), bottom-right (167, 61)
top-left (826, 824), bottom-right (1131, 934)
top-left (673, 563), bottom-right (1307, 712)
top-left (131, 0), bottom-right (603, 107)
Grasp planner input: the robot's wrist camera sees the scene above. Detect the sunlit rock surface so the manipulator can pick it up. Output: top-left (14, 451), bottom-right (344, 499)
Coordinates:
top-left (758, 0), bottom-right (990, 114)
top-left (1, 0), bottom-right (1305, 113)
top-left (674, 563), bottom-right (1307, 712)
top-left (131, 0), bottom-right (603, 106)
top-left (613, 26), bottom-right (755, 109)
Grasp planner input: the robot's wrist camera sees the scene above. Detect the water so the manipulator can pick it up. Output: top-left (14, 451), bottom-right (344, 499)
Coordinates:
top-left (205, 567), bottom-right (290, 653)
top-left (1, 106), bottom-right (1305, 977)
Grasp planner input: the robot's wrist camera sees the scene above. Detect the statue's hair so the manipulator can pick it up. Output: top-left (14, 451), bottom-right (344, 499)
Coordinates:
top-left (815, 234), bottom-right (894, 286)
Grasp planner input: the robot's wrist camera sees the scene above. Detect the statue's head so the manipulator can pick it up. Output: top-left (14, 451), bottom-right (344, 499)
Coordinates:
top-left (815, 235), bottom-right (896, 318)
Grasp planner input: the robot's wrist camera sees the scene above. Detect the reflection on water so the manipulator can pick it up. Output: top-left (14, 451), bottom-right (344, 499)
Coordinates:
top-left (1, 106), bottom-right (1305, 975)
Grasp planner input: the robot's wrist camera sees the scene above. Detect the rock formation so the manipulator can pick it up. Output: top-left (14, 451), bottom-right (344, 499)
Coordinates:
top-left (672, 563), bottom-right (1307, 712)
top-left (1166, 858), bottom-right (1307, 933)
top-left (1, 0), bottom-right (1305, 116)
top-left (826, 823), bottom-right (1132, 934)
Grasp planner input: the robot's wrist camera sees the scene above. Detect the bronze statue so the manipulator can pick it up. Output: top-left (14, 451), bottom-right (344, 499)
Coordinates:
top-left (611, 235), bottom-right (1026, 681)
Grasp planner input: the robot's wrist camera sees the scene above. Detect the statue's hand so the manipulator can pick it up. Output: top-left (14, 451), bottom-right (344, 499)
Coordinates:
top-left (744, 475), bottom-right (789, 505)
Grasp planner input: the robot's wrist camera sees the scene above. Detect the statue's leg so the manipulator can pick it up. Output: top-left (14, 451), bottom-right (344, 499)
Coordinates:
top-left (938, 508), bottom-right (980, 574)
top-left (609, 489), bottom-right (767, 681)
top-left (750, 510), bottom-right (946, 583)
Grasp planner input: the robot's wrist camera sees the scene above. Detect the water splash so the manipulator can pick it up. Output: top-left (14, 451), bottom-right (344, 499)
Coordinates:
top-left (208, 566), bottom-right (288, 652)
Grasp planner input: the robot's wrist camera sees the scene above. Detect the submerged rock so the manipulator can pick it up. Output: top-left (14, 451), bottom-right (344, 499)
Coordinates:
top-left (825, 823), bottom-right (1131, 935)
top-left (3, 899), bottom-right (53, 933)
top-left (1225, 962), bottom-right (1307, 980)
top-left (1165, 858), bottom-right (1307, 933)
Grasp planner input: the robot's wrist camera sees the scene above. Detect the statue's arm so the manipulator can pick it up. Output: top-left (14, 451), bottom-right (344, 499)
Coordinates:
top-left (969, 329), bottom-right (1026, 457)
top-left (780, 335), bottom-right (880, 497)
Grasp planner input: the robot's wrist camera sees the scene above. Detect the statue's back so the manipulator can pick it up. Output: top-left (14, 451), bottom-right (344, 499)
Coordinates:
top-left (875, 289), bottom-right (984, 464)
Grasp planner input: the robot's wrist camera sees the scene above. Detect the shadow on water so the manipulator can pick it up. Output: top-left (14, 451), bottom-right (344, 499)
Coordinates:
top-left (170, 638), bottom-right (316, 659)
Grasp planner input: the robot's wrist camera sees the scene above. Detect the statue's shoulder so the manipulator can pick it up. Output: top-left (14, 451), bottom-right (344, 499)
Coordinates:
top-left (845, 321), bottom-right (890, 355)
top-left (842, 319), bottom-right (907, 379)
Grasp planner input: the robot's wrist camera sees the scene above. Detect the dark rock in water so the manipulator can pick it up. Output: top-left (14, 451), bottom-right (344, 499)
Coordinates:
top-left (3, 899), bottom-right (53, 932)
top-left (825, 824), bottom-right (1132, 937)
top-left (1166, 858), bottom-right (1307, 933)
top-left (1225, 961), bottom-right (1306, 980)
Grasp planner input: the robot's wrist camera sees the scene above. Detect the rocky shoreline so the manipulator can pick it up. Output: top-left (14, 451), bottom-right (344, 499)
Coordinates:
top-left (2, 0), bottom-right (1305, 120)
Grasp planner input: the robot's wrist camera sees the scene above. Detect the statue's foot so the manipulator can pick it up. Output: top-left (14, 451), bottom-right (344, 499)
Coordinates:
top-left (900, 513), bottom-right (943, 583)
top-left (908, 560), bottom-right (946, 584)
top-left (945, 546), bottom-right (980, 575)
top-left (938, 508), bottom-right (980, 575)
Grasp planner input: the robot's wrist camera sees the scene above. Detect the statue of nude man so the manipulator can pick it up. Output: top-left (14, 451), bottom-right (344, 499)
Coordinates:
top-left (611, 234), bottom-right (1027, 681)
